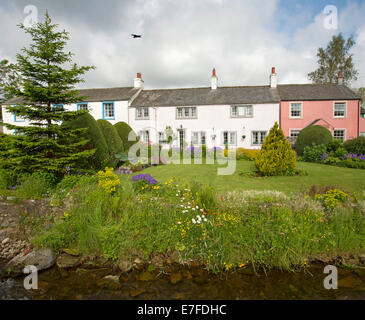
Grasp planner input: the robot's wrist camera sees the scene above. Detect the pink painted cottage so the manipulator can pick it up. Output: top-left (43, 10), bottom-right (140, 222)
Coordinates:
top-left (277, 74), bottom-right (362, 142)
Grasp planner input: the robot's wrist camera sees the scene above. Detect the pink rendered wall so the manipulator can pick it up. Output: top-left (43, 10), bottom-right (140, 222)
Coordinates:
top-left (280, 100), bottom-right (360, 140)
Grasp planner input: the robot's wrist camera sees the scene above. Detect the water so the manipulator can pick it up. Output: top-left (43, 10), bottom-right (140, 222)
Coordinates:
top-left (1, 263), bottom-right (364, 300)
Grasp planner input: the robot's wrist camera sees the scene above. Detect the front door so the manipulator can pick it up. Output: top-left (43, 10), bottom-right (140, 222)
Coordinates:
top-left (177, 129), bottom-right (185, 151)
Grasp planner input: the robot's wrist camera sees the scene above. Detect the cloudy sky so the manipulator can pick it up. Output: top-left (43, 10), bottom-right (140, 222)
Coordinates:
top-left (0, 0), bottom-right (364, 89)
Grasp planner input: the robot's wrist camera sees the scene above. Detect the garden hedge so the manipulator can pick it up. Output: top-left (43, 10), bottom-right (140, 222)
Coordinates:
top-left (343, 136), bottom-right (365, 155)
top-left (295, 125), bottom-right (333, 156)
top-left (97, 119), bottom-right (124, 156)
top-left (63, 113), bottom-right (109, 170)
top-left (114, 122), bottom-right (138, 151)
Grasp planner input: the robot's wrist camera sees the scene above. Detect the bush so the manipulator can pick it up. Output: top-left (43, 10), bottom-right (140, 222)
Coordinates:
top-left (16, 172), bottom-right (57, 199)
top-left (97, 120), bottom-right (124, 165)
top-left (114, 122), bottom-right (139, 152)
top-left (0, 170), bottom-right (18, 189)
top-left (255, 122), bottom-right (297, 176)
top-left (236, 148), bottom-right (260, 161)
top-left (343, 137), bottom-right (365, 155)
top-left (295, 125), bottom-right (333, 156)
top-left (302, 143), bottom-right (327, 163)
top-left (63, 113), bottom-right (109, 170)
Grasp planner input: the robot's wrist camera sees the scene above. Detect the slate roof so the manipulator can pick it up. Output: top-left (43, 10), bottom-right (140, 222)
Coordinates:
top-left (131, 86), bottom-right (279, 107)
top-left (3, 87), bottom-right (139, 105)
top-left (277, 84), bottom-right (360, 101)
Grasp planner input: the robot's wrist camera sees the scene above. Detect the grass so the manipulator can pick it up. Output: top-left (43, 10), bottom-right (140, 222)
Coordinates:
top-left (142, 160), bottom-right (365, 194)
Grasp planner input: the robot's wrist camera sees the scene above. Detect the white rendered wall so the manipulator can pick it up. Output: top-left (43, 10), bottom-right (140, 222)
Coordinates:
top-left (129, 103), bottom-right (280, 149)
top-left (1, 100), bottom-right (130, 134)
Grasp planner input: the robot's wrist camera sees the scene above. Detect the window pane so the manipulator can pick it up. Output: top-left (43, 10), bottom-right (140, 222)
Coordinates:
top-left (201, 132), bottom-right (206, 145)
top-left (291, 103), bottom-right (301, 117)
top-left (177, 108), bottom-right (183, 118)
top-left (334, 130), bottom-right (345, 141)
top-left (144, 108), bottom-right (149, 117)
top-left (334, 103), bottom-right (345, 117)
top-left (192, 132), bottom-right (199, 145)
top-left (191, 108), bottom-right (197, 118)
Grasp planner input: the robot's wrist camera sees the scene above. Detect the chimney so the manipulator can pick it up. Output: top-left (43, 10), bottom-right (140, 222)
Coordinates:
top-left (211, 68), bottom-right (218, 90)
top-left (337, 72), bottom-right (343, 85)
top-left (270, 67), bottom-right (277, 88)
top-left (134, 72), bottom-right (144, 89)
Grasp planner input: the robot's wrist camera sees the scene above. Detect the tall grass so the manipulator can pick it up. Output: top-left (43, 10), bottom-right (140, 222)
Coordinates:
top-left (33, 175), bottom-right (365, 272)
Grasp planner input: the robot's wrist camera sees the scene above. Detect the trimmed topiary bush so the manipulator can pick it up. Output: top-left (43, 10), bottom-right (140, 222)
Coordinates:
top-left (295, 125), bottom-right (333, 156)
top-left (255, 122), bottom-right (297, 176)
top-left (63, 113), bottom-right (109, 170)
top-left (343, 136), bottom-right (365, 155)
top-left (114, 122), bottom-right (139, 151)
top-left (97, 119), bottom-right (124, 156)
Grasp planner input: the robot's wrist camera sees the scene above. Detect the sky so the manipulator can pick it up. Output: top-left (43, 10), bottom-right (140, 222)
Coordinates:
top-left (0, 0), bottom-right (364, 90)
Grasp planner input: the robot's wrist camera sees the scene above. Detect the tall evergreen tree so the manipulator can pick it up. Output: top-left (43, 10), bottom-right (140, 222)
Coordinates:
top-left (0, 12), bottom-right (95, 176)
top-left (308, 34), bottom-right (358, 86)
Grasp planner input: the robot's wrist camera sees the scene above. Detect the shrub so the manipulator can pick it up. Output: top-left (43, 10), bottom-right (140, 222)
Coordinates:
top-left (315, 189), bottom-right (348, 210)
top-left (114, 122), bottom-right (139, 152)
top-left (343, 137), bottom-right (365, 155)
top-left (97, 167), bottom-right (121, 194)
top-left (302, 143), bottom-right (327, 162)
top-left (0, 169), bottom-right (18, 189)
top-left (63, 113), bottom-right (109, 170)
top-left (255, 122), bottom-right (297, 176)
top-left (236, 148), bottom-right (259, 161)
top-left (97, 119), bottom-right (124, 166)
top-left (295, 125), bottom-right (333, 156)
top-left (16, 172), bottom-right (57, 199)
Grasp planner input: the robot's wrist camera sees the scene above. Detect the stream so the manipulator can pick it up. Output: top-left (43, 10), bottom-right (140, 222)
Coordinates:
top-left (1, 261), bottom-right (365, 300)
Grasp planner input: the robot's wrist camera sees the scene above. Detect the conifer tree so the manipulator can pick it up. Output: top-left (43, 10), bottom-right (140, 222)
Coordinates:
top-left (255, 122), bottom-right (296, 176)
top-left (1, 12), bottom-right (95, 176)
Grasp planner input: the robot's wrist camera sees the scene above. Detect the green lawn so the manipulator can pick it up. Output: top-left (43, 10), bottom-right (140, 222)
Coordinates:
top-left (142, 160), bottom-right (365, 194)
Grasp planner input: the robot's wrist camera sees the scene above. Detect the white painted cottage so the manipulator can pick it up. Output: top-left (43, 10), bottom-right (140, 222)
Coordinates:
top-left (1, 69), bottom-right (280, 149)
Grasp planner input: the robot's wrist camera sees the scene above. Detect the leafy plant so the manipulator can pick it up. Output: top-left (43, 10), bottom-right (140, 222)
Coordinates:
top-left (255, 122), bottom-right (297, 176)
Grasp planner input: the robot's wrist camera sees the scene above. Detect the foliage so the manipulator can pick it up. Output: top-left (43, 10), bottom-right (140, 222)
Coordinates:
top-left (302, 143), bottom-right (327, 162)
top-left (34, 175), bottom-right (365, 272)
top-left (236, 148), bottom-right (259, 161)
top-left (314, 189), bottom-right (348, 210)
top-left (0, 59), bottom-right (22, 107)
top-left (0, 169), bottom-right (19, 190)
top-left (63, 112), bottom-right (109, 170)
top-left (308, 34), bottom-right (358, 85)
top-left (343, 137), bottom-right (365, 155)
top-left (15, 172), bottom-right (58, 199)
top-left (97, 167), bottom-right (120, 194)
top-left (114, 122), bottom-right (138, 152)
top-left (0, 13), bottom-right (95, 177)
top-left (295, 125), bottom-right (333, 156)
top-left (255, 122), bottom-right (297, 176)
top-left (97, 119), bottom-right (124, 166)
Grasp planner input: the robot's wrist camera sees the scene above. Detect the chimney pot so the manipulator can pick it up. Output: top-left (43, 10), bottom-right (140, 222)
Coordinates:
top-left (270, 67), bottom-right (277, 88)
top-left (134, 73), bottom-right (144, 89)
top-left (338, 72), bottom-right (343, 85)
top-left (211, 68), bottom-right (218, 90)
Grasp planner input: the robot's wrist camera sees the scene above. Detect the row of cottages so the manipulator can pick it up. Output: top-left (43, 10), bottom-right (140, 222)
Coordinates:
top-left (2, 68), bottom-right (364, 150)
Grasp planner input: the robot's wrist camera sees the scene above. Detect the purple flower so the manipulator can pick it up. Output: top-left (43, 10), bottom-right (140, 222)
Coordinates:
top-left (131, 173), bottom-right (158, 185)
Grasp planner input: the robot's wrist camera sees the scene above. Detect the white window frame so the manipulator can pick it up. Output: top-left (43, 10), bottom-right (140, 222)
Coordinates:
top-left (360, 132), bottom-right (365, 137)
top-left (289, 129), bottom-right (301, 139)
top-left (333, 128), bottom-right (346, 142)
top-left (136, 107), bottom-right (150, 120)
top-left (176, 107), bottom-right (198, 119)
top-left (139, 130), bottom-right (150, 144)
top-left (231, 105), bottom-right (254, 118)
top-left (158, 132), bottom-right (166, 143)
top-left (333, 102), bottom-right (346, 118)
top-left (191, 131), bottom-right (207, 145)
top-left (221, 131), bottom-right (237, 146)
top-left (252, 131), bottom-right (267, 146)
top-left (289, 102), bottom-right (303, 119)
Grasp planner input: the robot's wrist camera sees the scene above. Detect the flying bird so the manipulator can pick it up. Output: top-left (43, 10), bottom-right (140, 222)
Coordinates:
top-left (131, 34), bottom-right (142, 38)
